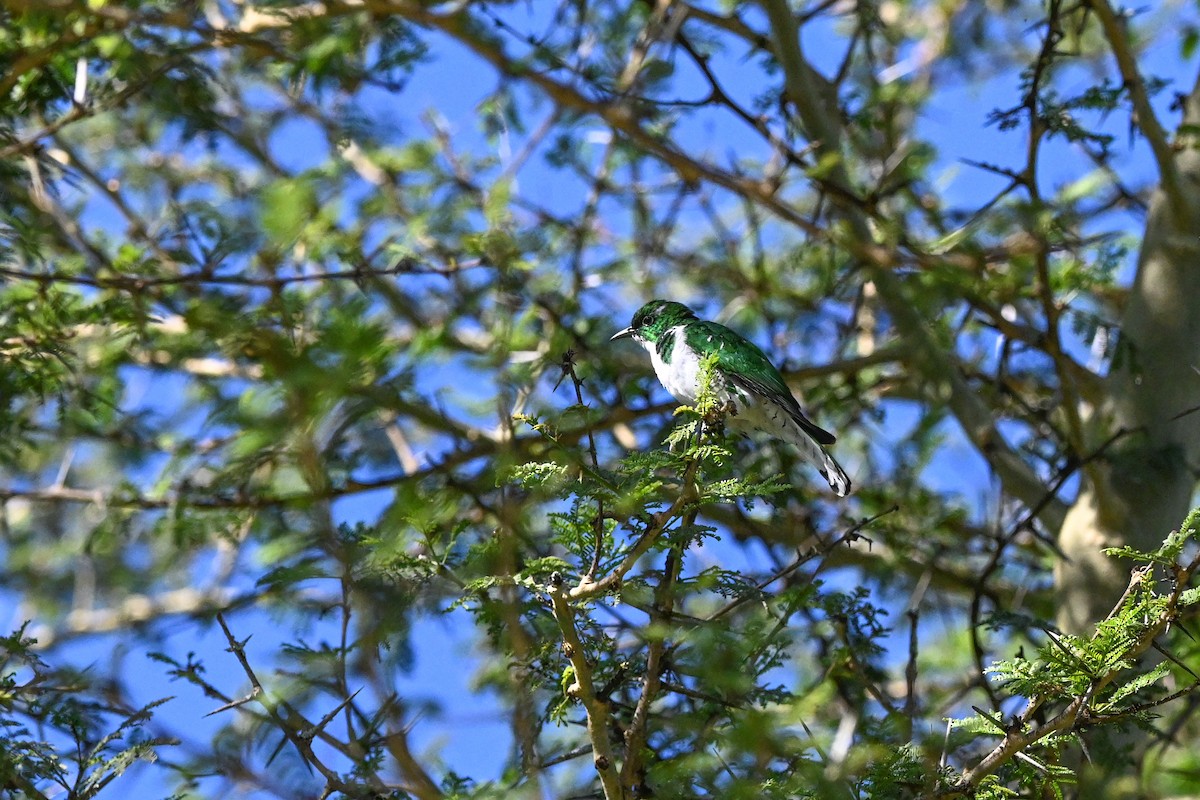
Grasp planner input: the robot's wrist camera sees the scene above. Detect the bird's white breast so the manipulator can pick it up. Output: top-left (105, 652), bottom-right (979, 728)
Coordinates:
top-left (643, 326), bottom-right (704, 403)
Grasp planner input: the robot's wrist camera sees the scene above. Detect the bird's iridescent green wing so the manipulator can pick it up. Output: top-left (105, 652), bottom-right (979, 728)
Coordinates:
top-left (686, 320), bottom-right (837, 446)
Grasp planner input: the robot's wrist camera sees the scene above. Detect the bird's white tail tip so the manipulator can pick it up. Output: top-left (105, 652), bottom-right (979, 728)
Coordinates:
top-left (820, 452), bottom-right (852, 497)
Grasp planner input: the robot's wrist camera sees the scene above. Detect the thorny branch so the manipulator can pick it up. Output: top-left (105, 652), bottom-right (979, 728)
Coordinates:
top-left (214, 612), bottom-right (443, 800)
top-left (548, 574), bottom-right (625, 800)
top-left (214, 612), bottom-right (363, 795)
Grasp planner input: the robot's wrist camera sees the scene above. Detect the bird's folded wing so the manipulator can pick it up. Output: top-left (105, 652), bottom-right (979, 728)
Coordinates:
top-left (726, 372), bottom-right (837, 446)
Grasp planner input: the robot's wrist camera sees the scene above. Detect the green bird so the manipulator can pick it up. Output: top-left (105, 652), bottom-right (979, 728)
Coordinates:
top-left (611, 299), bottom-right (851, 496)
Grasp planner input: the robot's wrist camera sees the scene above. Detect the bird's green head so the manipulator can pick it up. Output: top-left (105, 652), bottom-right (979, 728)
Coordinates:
top-left (610, 300), bottom-right (698, 345)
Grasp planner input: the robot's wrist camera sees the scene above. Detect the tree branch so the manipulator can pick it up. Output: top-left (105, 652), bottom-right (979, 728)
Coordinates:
top-left (548, 577), bottom-right (624, 800)
top-left (620, 536), bottom-right (684, 792)
top-left (1087, 0), bottom-right (1186, 219)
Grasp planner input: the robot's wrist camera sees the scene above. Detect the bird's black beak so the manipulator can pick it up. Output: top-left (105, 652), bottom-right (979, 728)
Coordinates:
top-left (610, 326), bottom-right (635, 342)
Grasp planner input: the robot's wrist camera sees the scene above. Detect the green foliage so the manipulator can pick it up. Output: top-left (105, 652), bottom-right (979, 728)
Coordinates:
top-left (945, 511), bottom-right (1200, 797)
top-left (1, 624), bottom-right (177, 797)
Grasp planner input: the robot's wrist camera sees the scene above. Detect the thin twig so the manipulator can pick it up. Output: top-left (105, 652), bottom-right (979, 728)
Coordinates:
top-left (556, 350), bottom-right (606, 580)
